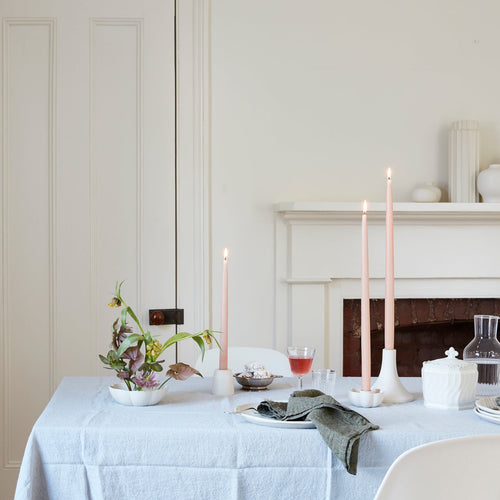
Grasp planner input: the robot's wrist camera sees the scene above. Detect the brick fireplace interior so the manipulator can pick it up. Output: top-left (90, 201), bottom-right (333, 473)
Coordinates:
top-left (343, 298), bottom-right (500, 376)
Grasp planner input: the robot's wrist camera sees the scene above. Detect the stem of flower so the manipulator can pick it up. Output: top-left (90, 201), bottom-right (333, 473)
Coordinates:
top-left (157, 377), bottom-right (172, 390)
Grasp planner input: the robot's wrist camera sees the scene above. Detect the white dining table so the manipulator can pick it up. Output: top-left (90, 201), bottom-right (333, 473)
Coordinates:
top-left (14, 375), bottom-right (500, 500)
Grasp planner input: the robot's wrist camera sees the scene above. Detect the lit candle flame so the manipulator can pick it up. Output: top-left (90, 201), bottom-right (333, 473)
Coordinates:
top-left (363, 200), bottom-right (368, 214)
top-left (387, 167), bottom-right (392, 180)
top-left (223, 248), bottom-right (229, 260)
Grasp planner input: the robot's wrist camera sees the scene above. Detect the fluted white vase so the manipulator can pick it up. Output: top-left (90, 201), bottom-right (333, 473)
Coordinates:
top-left (448, 120), bottom-right (480, 202)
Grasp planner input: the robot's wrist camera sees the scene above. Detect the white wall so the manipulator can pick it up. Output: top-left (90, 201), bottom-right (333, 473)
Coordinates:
top-left (209, 0), bottom-right (500, 348)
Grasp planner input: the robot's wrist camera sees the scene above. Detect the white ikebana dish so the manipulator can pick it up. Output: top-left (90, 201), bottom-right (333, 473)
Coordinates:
top-left (422, 347), bottom-right (478, 410)
top-left (109, 384), bottom-right (169, 406)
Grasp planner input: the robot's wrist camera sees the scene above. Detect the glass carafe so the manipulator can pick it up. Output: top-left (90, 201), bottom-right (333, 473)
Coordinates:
top-left (463, 315), bottom-right (500, 396)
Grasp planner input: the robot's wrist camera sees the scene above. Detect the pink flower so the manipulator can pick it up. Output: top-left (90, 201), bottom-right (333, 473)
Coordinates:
top-left (132, 372), bottom-right (160, 389)
top-left (122, 346), bottom-right (144, 373)
top-left (112, 319), bottom-right (132, 350)
top-left (167, 363), bottom-right (201, 381)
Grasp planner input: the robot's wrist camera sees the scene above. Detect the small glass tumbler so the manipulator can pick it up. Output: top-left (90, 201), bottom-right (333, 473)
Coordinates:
top-left (312, 369), bottom-right (336, 396)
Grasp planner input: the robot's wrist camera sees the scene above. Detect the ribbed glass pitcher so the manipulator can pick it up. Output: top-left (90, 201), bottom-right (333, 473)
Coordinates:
top-left (463, 315), bottom-right (500, 396)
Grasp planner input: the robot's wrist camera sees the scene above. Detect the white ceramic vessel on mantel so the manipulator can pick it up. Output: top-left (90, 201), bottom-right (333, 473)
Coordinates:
top-left (478, 164), bottom-right (500, 202)
top-left (411, 183), bottom-right (442, 202)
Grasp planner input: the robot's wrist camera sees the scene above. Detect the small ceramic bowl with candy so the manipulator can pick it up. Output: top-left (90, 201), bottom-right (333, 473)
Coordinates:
top-left (234, 362), bottom-right (282, 391)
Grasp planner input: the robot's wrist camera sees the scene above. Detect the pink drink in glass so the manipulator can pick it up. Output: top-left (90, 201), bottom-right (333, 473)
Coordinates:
top-left (287, 347), bottom-right (316, 389)
top-left (289, 356), bottom-right (314, 376)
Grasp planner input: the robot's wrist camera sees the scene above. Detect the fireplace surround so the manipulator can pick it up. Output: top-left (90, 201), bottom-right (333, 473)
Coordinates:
top-left (274, 202), bottom-right (500, 372)
top-left (343, 298), bottom-right (500, 376)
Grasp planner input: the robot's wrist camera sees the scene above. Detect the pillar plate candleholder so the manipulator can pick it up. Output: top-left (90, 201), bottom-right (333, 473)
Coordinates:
top-left (212, 369), bottom-right (234, 396)
top-left (372, 349), bottom-right (414, 404)
top-left (348, 388), bottom-right (384, 408)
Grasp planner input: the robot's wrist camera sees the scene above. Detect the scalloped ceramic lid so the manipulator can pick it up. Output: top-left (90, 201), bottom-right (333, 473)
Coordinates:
top-left (422, 347), bottom-right (477, 373)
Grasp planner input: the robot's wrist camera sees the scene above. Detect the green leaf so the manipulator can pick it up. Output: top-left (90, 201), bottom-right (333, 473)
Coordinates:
top-left (99, 354), bottom-right (110, 365)
top-left (116, 333), bottom-right (143, 358)
top-left (115, 280), bottom-right (125, 299)
top-left (150, 363), bottom-right (163, 372)
top-left (157, 329), bottom-right (222, 357)
top-left (207, 331), bottom-right (223, 351)
top-left (120, 307), bottom-right (129, 327)
top-left (144, 330), bottom-right (153, 344)
top-left (157, 331), bottom-right (194, 355)
top-left (125, 307), bottom-right (145, 335)
top-left (192, 335), bottom-right (205, 360)
top-left (110, 358), bottom-right (126, 370)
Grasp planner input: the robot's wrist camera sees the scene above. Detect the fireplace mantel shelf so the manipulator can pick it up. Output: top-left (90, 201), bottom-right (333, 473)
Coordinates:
top-left (275, 202), bottom-right (500, 223)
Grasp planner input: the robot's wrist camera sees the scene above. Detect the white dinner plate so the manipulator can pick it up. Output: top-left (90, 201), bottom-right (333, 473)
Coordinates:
top-left (236, 405), bottom-right (316, 429)
top-left (474, 407), bottom-right (500, 425)
top-left (476, 397), bottom-right (500, 415)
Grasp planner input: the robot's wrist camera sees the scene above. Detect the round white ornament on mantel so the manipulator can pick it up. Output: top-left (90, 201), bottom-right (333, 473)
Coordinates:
top-left (477, 164), bottom-right (500, 202)
top-left (411, 183), bottom-right (442, 203)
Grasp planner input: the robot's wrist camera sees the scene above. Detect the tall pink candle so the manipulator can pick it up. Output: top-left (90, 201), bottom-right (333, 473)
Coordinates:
top-left (220, 248), bottom-right (229, 370)
top-left (385, 168), bottom-right (395, 350)
top-left (361, 201), bottom-right (371, 391)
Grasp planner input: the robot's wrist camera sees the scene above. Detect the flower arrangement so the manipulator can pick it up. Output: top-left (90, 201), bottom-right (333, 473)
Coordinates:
top-left (99, 281), bottom-right (218, 391)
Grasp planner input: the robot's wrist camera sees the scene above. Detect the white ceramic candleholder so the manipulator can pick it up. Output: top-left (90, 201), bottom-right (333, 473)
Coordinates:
top-left (372, 349), bottom-right (414, 404)
top-left (348, 388), bottom-right (384, 408)
top-left (212, 369), bottom-right (234, 396)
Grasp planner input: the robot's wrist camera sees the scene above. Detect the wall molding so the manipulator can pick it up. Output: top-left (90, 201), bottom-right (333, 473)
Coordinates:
top-left (2, 17), bottom-right (56, 469)
top-left (89, 18), bottom-right (144, 373)
top-left (190, 0), bottom-right (211, 331)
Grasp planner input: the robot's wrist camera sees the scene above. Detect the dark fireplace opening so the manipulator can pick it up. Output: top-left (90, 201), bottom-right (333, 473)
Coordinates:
top-left (343, 298), bottom-right (500, 377)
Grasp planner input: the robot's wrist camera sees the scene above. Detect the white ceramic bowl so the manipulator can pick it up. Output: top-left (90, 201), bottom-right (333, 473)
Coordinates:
top-left (108, 384), bottom-right (168, 406)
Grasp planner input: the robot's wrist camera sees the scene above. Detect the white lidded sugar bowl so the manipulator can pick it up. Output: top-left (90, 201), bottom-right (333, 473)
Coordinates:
top-left (422, 347), bottom-right (478, 410)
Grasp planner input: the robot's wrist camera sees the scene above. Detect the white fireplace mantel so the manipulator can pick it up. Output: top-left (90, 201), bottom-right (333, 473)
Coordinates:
top-left (276, 201), bottom-right (500, 223)
top-left (273, 202), bottom-right (500, 373)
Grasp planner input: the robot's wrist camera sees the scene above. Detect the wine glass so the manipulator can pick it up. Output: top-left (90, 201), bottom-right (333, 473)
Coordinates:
top-left (287, 346), bottom-right (316, 389)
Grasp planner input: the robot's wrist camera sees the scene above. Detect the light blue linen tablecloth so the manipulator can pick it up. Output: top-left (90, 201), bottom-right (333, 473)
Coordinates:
top-left (14, 376), bottom-right (500, 500)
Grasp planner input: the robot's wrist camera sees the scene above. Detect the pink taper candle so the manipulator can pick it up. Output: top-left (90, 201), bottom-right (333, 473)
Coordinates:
top-left (220, 248), bottom-right (229, 370)
top-left (361, 201), bottom-right (371, 391)
top-left (385, 168), bottom-right (395, 350)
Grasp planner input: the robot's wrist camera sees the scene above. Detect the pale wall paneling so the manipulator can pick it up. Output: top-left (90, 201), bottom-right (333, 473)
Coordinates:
top-left (1, 3), bottom-right (179, 498)
top-left (177, 0), bottom-right (213, 365)
top-left (139, 1), bottom-right (177, 368)
top-left (90, 18), bottom-right (144, 371)
top-left (2, 18), bottom-right (56, 466)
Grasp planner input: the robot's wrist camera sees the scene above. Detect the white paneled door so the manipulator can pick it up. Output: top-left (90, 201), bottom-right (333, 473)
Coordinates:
top-left (1, 1), bottom-right (177, 496)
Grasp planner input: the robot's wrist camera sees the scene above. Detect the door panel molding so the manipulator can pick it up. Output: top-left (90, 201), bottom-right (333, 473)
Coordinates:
top-left (2, 17), bottom-right (57, 467)
top-left (89, 18), bottom-right (144, 372)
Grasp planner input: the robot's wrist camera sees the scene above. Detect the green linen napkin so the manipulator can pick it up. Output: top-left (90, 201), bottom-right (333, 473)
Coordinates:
top-left (257, 389), bottom-right (379, 475)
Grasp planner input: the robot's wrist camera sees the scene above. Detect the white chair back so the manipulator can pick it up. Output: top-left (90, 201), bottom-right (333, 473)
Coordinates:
top-left (374, 434), bottom-right (500, 500)
top-left (194, 346), bottom-right (292, 377)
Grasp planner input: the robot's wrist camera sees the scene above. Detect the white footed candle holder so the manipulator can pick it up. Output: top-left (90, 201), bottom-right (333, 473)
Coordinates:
top-left (212, 369), bottom-right (234, 396)
top-left (372, 349), bottom-right (414, 403)
top-left (348, 388), bottom-right (384, 408)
